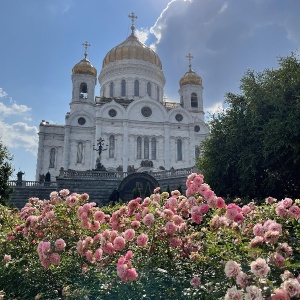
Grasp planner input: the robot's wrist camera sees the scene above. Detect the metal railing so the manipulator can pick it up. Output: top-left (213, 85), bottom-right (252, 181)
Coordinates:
top-left (8, 181), bottom-right (57, 187)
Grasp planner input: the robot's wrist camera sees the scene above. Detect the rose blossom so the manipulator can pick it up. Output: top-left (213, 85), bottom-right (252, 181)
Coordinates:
top-left (253, 223), bottom-right (264, 236)
top-left (55, 238), bottom-right (66, 251)
top-left (224, 286), bottom-right (243, 300)
top-left (143, 213), bottom-right (155, 226)
top-left (190, 276), bottom-right (201, 288)
top-left (288, 205), bottom-right (300, 218)
top-left (137, 234), bottom-right (148, 247)
top-left (225, 260), bottom-right (241, 278)
top-left (95, 248), bottom-right (103, 261)
top-left (281, 278), bottom-right (300, 298)
top-left (236, 271), bottom-right (249, 288)
top-left (250, 258), bottom-right (270, 277)
top-left (244, 285), bottom-right (263, 300)
top-left (165, 221), bottom-right (178, 235)
top-left (49, 253), bottom-right (61, 265)
top-left (94, 211), bottom-right (105, 222)
top-left (124, 229), bottom-right (135, 241)
top-left (271, 289), bottom-right (290, 300)
top-left (3, 254), bottom-right (11, 262)
top-left (113, 236), bottom-right (126, 251)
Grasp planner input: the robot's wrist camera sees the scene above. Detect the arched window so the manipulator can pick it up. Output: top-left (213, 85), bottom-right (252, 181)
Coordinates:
top-left (121, 80), bottom-right (126, 97)
top-left (147, 82), bottom-right (152, 96)
top-left (144, 137), bottom-right (149, 159)
top-left (77, 142), bottom-right (83, 163)
top-left (177, 139), bottom-right (182, 161)
top-left (80, 82), bottom-right (88, 98)
top-left (157, 86), bottom-right (159, 101)
top-left (191, 93), bottom-right (198, 107)
top-left (137, 137), bottom-right (142, 159)
top-left (109, 135), bottom-right (115, 158)
top-left (195, 147), bottom-right (200, 159)
top-left (134, 80), bottom-right (139, 96)
top-left (151, 137), bottom-right (156, 160)
top-left (110, 82), bottom-right (114, 97)
top-left (49, 148), bottom-right (56, 168)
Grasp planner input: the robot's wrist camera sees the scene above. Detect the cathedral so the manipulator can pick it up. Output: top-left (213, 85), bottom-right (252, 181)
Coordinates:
top-left (35, 14), bottom-right (209, 181)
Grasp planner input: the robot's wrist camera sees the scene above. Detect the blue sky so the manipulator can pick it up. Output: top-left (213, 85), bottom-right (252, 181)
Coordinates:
top-left (0, 0), bottom-right (299, 180)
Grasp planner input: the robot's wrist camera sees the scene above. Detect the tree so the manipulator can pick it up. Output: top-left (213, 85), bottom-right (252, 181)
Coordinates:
top-left (144, 182), bottom-right (151, 198)
top-left (197, 53), bottom-right (300, 200)
top-left (132, 182), bottom-right (141, 199)
top-left (0, 140), bottom-right (13, 205)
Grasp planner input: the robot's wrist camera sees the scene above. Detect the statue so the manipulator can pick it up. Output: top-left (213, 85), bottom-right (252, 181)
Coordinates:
top-left (93, 138), bottom-right (108, 171)
top-left (17, 171), bottom-right (25, 181)
top-left (45, 171), bottom-right (51, 182)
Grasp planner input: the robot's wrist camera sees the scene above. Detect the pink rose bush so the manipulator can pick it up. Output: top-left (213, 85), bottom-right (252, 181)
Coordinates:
top-left (0, 173), bottom-right (300, 299)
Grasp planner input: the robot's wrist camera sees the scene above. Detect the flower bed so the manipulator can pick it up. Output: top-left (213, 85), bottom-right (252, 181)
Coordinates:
top-left (0, 173), bottom-right (299, 299)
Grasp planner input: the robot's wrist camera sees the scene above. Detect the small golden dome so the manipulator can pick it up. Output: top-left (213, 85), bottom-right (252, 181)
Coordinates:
top-left (179, 69), bottom-right (202, 87)
top-left (102, 33), bottom-right (162, 69)
top-left (72, 57), bottom-right (97, 77)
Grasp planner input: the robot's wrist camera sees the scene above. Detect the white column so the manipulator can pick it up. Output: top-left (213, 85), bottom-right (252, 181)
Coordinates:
top-left (189, 125), bottom-right (195, 166)
top-left (63, 126), bottom-right (71, 170)
top-left (122, 120), bottom-right (129, 172)
top-left (35, 130), bottom-right (45, 180)
top-left (164, 123), bottom-right (171, 170)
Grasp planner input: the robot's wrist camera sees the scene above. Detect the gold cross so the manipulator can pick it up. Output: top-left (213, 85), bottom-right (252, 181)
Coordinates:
top-left (186, 53), bottom-right (193, 70)
top-left (128, 12), bottom-right (138, 33)
top-left (82, 41), bottom-right (91, 58)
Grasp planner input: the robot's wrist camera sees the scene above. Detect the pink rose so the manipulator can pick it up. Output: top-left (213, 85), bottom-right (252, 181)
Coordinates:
top-left (224, 286), bottom-right (243, 300)
top-left (124, 229), bottom-right (135, 241)
top-left (137, 234), bottom-right (148, 247)
top-left (49, 253), bottom-right (61, 265)
top-left (143, 213), bottom-right (155, 226)
top-left (55, 238), bottom-right (66, 251)
top-left (250, 258), bottom-right (270, 277)
top-left (190, 276), bottom-right (201, 288)
top-left (225, 260), bottom-right (241, 278)
top-left (94, 211), bottom-right (105, 222)
top-left (95, 248), bottom-right (103, 261)
top-left (165, 221), bottom-right (178, 235)
top-left (113, 236), bottom-right (126, 251)
top-left (288, 205), bottom-right (300, 218)
top-left (271, 289), bottom-right (290, 300)
top-left (126, 268), bottom-right (138, 281)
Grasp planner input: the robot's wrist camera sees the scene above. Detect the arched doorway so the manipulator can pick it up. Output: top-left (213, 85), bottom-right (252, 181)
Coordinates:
top-left (116, 172), bottom-right (159, 202)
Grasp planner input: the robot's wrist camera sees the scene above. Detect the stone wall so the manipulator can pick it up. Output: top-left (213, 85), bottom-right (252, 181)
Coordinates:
top-left (9, 171), bottom-right (190, 209)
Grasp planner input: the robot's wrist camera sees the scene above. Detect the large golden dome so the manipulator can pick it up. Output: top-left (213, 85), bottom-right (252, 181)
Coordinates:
top-left (102, 33), bottom-right (162, 70)
top-left (179, 69), bottom-right (202, 87)
top-left (72, 56), bottom-right (97, 77)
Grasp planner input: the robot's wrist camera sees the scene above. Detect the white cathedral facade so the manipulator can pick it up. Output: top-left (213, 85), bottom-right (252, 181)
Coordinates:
top-left (35, 16), bottom-right (209, 181)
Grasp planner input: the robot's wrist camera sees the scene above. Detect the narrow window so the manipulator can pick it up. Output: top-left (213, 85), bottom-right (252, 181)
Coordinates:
top-left (195, 147), bottom-right (200, 159)
top-left (80, 82), bottom-right (88, 98)
top-left (137, 137), bottom-right (142, 159)
top-left (109, 135), bottom-right (115, 158)
top-left (121, 80), bottom-right (126, 97)
top-left (191, 93), bottom-right (198, 107)
top-left (144, 137), bottom-right (149, 159)
top-left (49, 148), bottom-right (56, 168)
top-left (110, 82), bottom-right (114, 97)
top-left (157, 86), bottom-right (159, 101)
top-left (147, 82), bottom-right (152, 96)
top-left (134, 80), bottom-right (139, 96)
top-left (77, 142), bottom-right (83, 163)
top-left (151, 137), bottom-right (156, 160)
top-left (177, 139), bottom-right (182, 161)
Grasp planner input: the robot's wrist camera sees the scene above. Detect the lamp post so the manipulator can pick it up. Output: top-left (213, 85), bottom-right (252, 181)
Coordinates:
top-left (93, 138), bottom-right (108, 170)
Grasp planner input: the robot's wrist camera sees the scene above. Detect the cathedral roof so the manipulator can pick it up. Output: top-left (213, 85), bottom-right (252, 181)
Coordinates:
top-left (102, 30), bottom-right (162, 70)
top-left (179, 69), bottom-right (202, 87)
top-left (72, 48), bottom-right (97, 77)
top-left (179, 53), bottom-right (202, 87)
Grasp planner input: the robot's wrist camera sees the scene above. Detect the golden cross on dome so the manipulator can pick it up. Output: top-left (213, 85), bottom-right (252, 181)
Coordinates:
top-left (82, 41), bottom-right (91, 58)
top-left (186, 53), bottom-right (193, 71)
top-left (128, 12), bottom-right (138, 33)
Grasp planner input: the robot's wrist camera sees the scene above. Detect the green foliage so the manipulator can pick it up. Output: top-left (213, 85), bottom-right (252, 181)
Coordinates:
top-left (0, 140), bottom-right (13, 205)
top-left (197, 53), bottom-right (300, 200)
top-left (132, 182), bottom-right (141, 198)
top-left (144, 182), bottom-right (151, 198)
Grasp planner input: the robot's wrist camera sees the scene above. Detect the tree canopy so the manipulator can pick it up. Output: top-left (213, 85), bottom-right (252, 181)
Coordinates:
top-left (197, 53), bottom-right (300, 200)
top-left (0, 140), bottom-right (13, 205)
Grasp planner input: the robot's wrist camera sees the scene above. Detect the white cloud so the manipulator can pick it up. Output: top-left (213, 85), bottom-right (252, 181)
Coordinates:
top-left (0, 88), bottom-right (8, 98)
top-left (135, 28), bottom-right (150, 45)
top-left (0, 121), bottom-right (38, 156)
top-left (0, 102), bottom-right (31, 116)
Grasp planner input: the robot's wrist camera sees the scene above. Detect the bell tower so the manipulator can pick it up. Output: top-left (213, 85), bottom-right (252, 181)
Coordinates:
top-left (178, 53), bottom-right (204, 120)
top-left (71, 41), bottom-right (97, 103)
